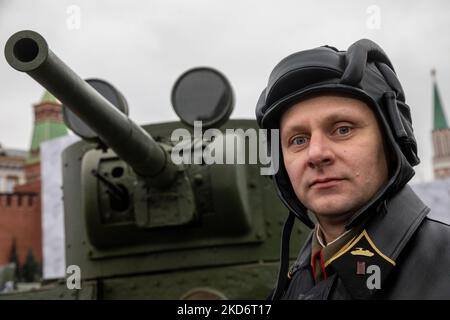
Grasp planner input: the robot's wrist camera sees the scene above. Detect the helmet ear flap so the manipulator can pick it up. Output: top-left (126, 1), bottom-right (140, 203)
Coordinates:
top-left (340, 39), bottom-right (395, 86)
top-left (376, 62), bottom-right (405, 102)
top-left (384, 92), bottom-right (420, 166)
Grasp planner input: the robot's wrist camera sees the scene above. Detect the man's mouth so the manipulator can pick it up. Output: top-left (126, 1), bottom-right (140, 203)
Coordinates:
top-left (310, 177), bottom-right (345, 189)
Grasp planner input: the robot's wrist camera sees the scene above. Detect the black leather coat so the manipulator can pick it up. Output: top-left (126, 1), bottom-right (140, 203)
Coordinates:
top-left (280, 185), bottom-right (450, 300)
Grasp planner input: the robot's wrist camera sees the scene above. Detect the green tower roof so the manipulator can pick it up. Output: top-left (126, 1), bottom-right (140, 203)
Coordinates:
top-left (26, 92), bottom-right (68, 164)
top-left (432, 70), bottom-right (449, 130)
top-left (40, 91), bottom-right (60, 104)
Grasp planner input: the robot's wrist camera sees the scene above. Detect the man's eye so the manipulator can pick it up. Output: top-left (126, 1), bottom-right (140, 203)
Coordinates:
top-left (291, 136), bottom-right (308, 145)
top-left (336, 126), bottom-right (352, 135)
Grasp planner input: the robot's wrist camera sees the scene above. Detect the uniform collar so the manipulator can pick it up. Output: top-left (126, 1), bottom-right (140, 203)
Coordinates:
top-left (290, 184), bottom-right (430, 299)
top-left (329, 184), bottom-right (429, 299)
top-left (310, 224), bottom-right (362, 284)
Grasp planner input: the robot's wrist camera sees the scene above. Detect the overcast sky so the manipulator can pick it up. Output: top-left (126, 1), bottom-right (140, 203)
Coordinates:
top-left (1, 0), bottom-right (449, 182)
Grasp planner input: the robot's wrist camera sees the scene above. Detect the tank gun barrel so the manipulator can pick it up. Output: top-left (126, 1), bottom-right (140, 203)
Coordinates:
top-left (5, 30), bottom-right (176, 186)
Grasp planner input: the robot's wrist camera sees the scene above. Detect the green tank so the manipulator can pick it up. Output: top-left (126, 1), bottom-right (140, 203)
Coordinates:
top-left (1, 30), bottom-right (309, 300)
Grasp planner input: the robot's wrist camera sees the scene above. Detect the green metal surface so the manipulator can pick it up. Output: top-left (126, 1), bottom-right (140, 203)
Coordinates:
top-left (62, 120), bottom-right (308, 282)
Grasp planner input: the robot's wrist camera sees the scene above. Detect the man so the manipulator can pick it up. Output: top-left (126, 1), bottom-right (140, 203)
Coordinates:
top-left (256, 39), bottom-right (450, 299)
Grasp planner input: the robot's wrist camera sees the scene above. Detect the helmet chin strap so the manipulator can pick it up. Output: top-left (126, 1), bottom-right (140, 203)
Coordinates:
top-left (271, 211), bottom-right (296, 300)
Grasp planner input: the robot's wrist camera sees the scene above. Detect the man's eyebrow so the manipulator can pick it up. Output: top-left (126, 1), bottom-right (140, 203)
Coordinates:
top-left (282, 124), bottom-right (308, 137)
top-left (281, 109), bottom-right (362, 136)
top-left (322, 110), bottom-right (361, 123)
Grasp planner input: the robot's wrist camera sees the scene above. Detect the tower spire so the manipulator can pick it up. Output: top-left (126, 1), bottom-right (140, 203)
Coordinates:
top-left (432, 69), bottom-right (449, 130)
top-left (431, 69), bottom-right (450, 179)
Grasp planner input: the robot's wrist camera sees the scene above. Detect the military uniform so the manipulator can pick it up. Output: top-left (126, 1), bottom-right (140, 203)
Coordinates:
top-left (282, 185), bottom-right (450, 299)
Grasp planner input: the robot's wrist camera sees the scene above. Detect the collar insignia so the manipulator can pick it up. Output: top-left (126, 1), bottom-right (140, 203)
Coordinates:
top-left (350, 247), bottom-right (375, 257)
top-left (324, 230), bottom-right (396, 299)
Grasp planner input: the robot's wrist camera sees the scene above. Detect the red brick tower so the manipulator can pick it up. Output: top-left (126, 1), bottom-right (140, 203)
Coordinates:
top-left (0, 92), bottom-right (67, 276)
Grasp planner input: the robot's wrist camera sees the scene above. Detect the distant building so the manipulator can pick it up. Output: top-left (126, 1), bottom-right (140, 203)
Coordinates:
top-left (431, 70), bottom-right (450, 179)
top-left (0, 92), bottom-right (67, 281)
top-left (0, 146), bottom-right (26, 193)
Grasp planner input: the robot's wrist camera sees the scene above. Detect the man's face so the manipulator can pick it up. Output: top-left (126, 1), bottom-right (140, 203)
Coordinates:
top-left (280, 95), bottom-right (389, 222)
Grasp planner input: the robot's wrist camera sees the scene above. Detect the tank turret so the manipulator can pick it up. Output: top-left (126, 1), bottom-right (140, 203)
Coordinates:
top-left (3, 30), bottom-right (308, 299)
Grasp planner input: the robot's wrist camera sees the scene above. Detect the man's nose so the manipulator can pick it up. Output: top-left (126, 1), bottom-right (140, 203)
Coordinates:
top-left (307, 132), bottom-right (334, 169)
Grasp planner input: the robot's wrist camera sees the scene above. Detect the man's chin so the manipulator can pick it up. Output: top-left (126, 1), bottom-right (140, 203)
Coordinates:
top-left (307, 198), bottom-right (358, 219)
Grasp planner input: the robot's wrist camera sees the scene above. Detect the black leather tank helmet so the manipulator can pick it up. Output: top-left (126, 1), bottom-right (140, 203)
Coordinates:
top-left (256, 39), bottom-right (420, 229)
top-left (256, 39), bottom-right (420, 299)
